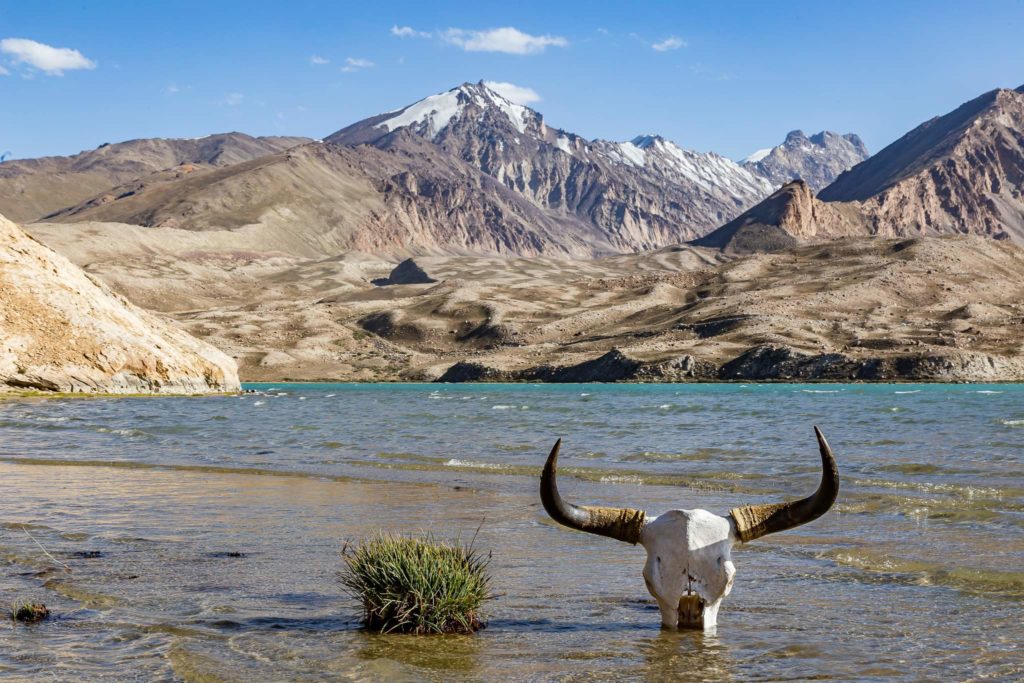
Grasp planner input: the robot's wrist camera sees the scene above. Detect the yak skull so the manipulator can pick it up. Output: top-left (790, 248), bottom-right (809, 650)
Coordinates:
top-left (540, 427), bottom-right (839, 630)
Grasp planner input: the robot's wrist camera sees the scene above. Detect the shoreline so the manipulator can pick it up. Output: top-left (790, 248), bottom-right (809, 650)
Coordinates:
top-left (250, 377), bottom-right (1023, 385)
top-left (0, 389), bottom-right (241, 401)
top-left (5, 380), bottom-right (1024, 400)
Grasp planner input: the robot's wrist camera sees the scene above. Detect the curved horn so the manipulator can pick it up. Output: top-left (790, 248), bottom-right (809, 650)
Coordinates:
top-left (729, 426), bottom-right (839, 543)
top-left (540, 439), bottom-right (646, 545)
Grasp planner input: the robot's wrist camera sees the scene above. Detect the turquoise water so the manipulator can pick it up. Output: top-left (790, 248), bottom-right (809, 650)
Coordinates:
top-left (1, 383), bottom-right (1022, 680)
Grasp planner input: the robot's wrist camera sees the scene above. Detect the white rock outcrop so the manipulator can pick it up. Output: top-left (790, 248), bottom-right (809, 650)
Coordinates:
top-left (0, 213), bottom-right (239, 393)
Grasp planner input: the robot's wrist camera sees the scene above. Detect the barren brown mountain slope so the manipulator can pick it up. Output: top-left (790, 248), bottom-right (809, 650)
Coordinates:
top-left (821, 85), bottom-right (1024, 240)
top-left (27, 220), bottom-right (1024, 382)
top-left (0, 133), bottom-right (309, 224)
top-left (698, 86), bottom-right (1024, 254)
top-left (0, 214), bottom-right (239, 393)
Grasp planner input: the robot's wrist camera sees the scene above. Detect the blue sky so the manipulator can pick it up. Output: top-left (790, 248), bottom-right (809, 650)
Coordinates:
top-left (2, 1), bottom-right (1023, 161)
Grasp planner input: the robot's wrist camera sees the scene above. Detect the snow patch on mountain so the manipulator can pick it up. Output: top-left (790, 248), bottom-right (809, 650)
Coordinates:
top-left (615, 141), bottom-right (646, 166)
top-left (626, 135), bottom-right (773, 197)
top-left (377, 90), bottom-right (463, 138)
top-left (744, 148), bottom-right (773, 163)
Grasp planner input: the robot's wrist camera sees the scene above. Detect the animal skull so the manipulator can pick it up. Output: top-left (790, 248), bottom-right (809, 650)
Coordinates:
top-left (540, 427), bottom-right (839, 630)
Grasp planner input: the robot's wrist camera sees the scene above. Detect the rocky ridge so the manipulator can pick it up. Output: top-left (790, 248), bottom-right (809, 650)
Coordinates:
top-left (692, 180), bottom-right (867, 253)
top-left (820, 85), bottom-right (1024, 241)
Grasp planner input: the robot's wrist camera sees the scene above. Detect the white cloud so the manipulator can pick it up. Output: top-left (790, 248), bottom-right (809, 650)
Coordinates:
top-left (391, 25), bottom-right (431, 38)
top-left (652, 36), bottom-right (686, 52)
top-left (483, 81), bottom-right (541, 105)
top-left (0, 37), bottom-right (96, 75)
top-left (0, 64), bottom-right (8, 76)
top-left (341, 57), bottom-right (374, 72)
top-left (442, 27), bottom-right (568, 55)
top-left (310, 55), bottom-right (330, 65)
top-left (224, 92), bottom-right (244, 106)
top-left (165, 83), bottom-right (180, 94)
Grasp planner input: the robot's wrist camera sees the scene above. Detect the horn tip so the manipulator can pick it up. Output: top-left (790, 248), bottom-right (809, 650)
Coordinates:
top-left (813, 425), bottom-right (828, 446)
top-left (545, 439), bottom-right (562, 468)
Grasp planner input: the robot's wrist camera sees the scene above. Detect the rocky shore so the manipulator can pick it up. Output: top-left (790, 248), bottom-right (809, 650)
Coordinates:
top-left (436, 347), bottom-right (1024, 383)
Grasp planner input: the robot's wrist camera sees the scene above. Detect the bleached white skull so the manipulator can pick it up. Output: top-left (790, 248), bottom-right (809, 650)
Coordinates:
top-left (540, 427), bottom-right (839, 630)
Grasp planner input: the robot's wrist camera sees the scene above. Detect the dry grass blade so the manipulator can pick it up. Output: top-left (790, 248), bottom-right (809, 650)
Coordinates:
top-left (21, 525), bottom-right (70, 571)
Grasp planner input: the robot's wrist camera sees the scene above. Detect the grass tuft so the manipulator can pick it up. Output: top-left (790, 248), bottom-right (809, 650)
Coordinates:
top-left (340, 532), bottom-right (492, 634)
top-left (10, 602), bottom-right (50, 623)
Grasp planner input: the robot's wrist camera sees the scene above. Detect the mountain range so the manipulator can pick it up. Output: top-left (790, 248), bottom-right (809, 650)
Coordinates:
top-left (1, 81), bottom-right (866, 257)
top-left (7, 80), bottom-right (1024, 384)
top-left (7, 82), bottom-right (1023, 259)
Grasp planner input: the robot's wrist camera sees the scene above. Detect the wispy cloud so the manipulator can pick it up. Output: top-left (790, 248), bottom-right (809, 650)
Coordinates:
top-left (0, 64), bottom-right (8, 76)
top-left (652, 36), bottom-right (686, 51)
top-left (442, 27), bottom-right (568, 55)
top-left (224, 92), bottom-right (244, 106)
top-left (391, 25), bottom-right (431, 38)
top-left (483, 81), bottom-right (541, 105)
top-left (689, 63), bottom-right (733, 81)
top-left (310, 55), bottom-right (330, 65)
top-left (165, 83), bottom-right (180, 94)
top-left (341, 57), bottom-right (374, 72)
top-left (0, 37), bottom-right (96, 75)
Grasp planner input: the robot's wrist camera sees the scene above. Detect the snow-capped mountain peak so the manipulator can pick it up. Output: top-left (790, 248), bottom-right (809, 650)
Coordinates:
top-left (374, 81), bottom-right (536, 139)
top-left (741, 130), bottom-right (869, 191)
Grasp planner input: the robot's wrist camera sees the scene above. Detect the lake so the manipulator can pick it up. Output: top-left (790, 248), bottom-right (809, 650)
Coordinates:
top-left (1, 383), bottom-right (1022, 681)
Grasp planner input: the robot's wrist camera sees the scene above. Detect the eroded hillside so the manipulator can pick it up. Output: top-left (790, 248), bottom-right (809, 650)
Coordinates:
top-left (27, 220), bottom-right (1024, 382)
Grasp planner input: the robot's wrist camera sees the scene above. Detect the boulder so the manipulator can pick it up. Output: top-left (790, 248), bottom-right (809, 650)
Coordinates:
top-left (372, 258), bottom-right (437, 286)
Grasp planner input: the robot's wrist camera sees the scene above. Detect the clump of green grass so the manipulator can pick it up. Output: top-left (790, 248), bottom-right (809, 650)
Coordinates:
top-left (340, 532), bottom-right (492, 634)
top-left (10, 602), bottom-right (50, 623)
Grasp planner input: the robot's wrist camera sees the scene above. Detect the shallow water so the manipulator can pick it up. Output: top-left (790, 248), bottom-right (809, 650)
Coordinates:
top-left (1, 383), bottom-right (1022, 681)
